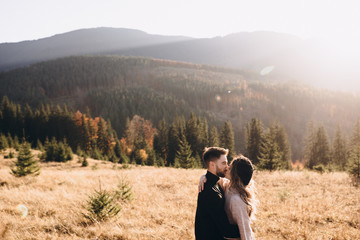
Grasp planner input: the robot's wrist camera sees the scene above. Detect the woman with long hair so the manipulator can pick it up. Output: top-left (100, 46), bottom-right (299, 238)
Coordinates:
top-left (199, 155), bottom-right (258, 240)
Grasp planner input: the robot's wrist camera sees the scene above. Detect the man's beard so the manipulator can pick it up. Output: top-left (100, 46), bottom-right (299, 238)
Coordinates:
top-left (216, 166), bottom-right (226, 178)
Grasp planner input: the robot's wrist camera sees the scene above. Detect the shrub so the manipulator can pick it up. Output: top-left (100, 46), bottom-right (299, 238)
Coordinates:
top-left (81, 156), bottom-right (88, 167)
top-left (83, 189), bottom-right (121, 223)
top-left (42, 138), bottom-right (73, 162)
top-left (114, 178), bottom-right (133, 202)
top-left (7, 151), bottom-right (15, 159)
top-left (11, 142), bottom-right (40, 177)
top-left (0, 134), bottom-right (8, 152)
top-left (313, 164), bottom-right (325, 173)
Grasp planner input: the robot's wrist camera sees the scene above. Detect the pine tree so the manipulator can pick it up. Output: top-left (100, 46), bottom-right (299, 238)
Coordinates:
top-left (97, 118), bottom-right (111, 155)
top-left (82, 155), bottom-right (89, 167)
top-left (36, 139), bottom-right (44, 151)
top-left (167, 115), bottom-right (186, 166)
top-left (332, 125), bottom-right (347, 170)
top-left (81, 114), bottom-right (91, 151)
top-left (153, 119), bottom-right (168, 162)
top-left (0, 134), bottom-right (8, 152)
top-left (145, 144), bottom-right (156, 166)
top-left (198, 117), bottom-right (209, 156)
top-left (269, 121), bottom-right (292, 169)
top-left (258, 133), bottom-right (282, 171)
top-left (305, 123), bottom-right (331, 169)
top-left (209, 126), bottom-right (219, 147)
top-left (13, 135), bottom-right (20, 151)
top-left (220, 121), bottom-right (235, 160)
top-left (174, 135), bottom-right (194, 169)
top-left (347, 145), bottom-right (360, 179)
top-left (303, 121), bottom-right (316, 168)
top-left (114, 140), bottom-right (122, 158)
top-left (347, 119), bottom-right (360, 179)
top-left (11, 142), bottom-right (40, 177)
top-left (245, 118), bottom-right (264, 164)
top-left (7, 132), bottom-right (14, 148)
top-left (185, 112), bottom-right (201, 157)
top-left (314, 125), bottom-right (331, 166)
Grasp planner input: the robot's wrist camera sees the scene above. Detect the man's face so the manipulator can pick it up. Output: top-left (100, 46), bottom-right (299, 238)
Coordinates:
top-left (214, 154), bottom-right (228, 178)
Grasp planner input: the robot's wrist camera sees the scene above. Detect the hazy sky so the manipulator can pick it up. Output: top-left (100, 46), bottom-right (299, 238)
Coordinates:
top-left (1, 0), bottom-right (360, 45)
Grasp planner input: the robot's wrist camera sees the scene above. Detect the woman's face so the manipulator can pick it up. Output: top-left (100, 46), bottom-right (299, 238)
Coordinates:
top-left (225, 164), bottom-right (232, 180)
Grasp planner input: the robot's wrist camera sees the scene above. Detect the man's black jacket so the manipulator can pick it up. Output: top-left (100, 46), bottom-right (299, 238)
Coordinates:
top-left (195, 171), bottom-right (240, 240)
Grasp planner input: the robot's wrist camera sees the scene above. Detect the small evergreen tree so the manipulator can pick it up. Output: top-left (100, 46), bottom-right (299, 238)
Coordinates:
top-left (347, 119), bottom-right (360, 181)
top-left (304, 122), bottom-right (331, 169)
top-left (119, 152), bottom-right (129, 164)
top-left (83, 189), bottom-right (121, 223)
top-left (153, 119), bottom-right (168, 162)
top-left (114, 178), bottom-right (133, 202)
top-left (114, 140), bottom-right (122, 158)
top-left (245, 118), bottom-right (264, 165)
top-left (209, 126), bottom-right (219, 147)
top-left (0, 134), bottom-right (8, 152)
top-left (185, 112), bottom-right (201, 157)
top-left (145, 145), bottom-right (156, 166)
top-left (220, 121), bottom-right (235, 160)
top-left (174, 137), bottom-right (194, 169)
top-left (332, 125), bottom-right (348, 170)
top-left (269, 121), bottom-right (292, 169)
top-left (13, 135), bottom-right (20, 151)
top-left (36, 139), bottom-right (44, 151)
top-left (82, 155), bottom-right (89, 167)
top-left (7, 132), bottom-right (14, 148)
top-left (43, 138), bottom-right (73, 162)
top-left (347, 145), bottom-right (360, 179)
top-left (11, 142), bottom-right (40, 177)
top-left (258, 133), bottom-right (282, 171)
top-left (303, 121), bottom-right (316, 168)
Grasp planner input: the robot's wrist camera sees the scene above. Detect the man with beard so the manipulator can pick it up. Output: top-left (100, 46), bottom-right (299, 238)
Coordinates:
top-left (195, 147), bottom-right (240, 240)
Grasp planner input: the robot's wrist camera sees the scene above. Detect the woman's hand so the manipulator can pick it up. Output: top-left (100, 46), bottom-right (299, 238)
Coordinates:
top-left (198, 174), bottom-right (207, 192)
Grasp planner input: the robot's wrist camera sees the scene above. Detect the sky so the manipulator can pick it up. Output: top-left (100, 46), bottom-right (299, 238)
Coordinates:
top-left (1, 0), bottom-right (360, 44)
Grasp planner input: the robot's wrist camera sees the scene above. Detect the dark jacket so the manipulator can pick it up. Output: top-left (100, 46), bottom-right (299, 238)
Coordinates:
top-left (195, 171), bottom-right (240, 240)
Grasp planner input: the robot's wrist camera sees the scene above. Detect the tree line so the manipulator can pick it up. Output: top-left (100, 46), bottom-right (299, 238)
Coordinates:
top-left (1, 95), bottom-right (359, 178)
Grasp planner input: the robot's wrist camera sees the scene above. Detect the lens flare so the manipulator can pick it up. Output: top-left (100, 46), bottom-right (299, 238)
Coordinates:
top-left (16, 204), bottom-right (28, 218)
top-left (215, 94), bottom-right (221, 102)
top-left (260, 66), bottom-right (275, 76)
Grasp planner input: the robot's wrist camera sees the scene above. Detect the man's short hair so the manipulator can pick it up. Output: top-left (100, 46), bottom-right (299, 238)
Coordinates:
top-left (202, 147), bottom-right (228, 167)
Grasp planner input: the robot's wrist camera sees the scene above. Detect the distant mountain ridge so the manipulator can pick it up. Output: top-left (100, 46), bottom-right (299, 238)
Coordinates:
top-left (0, 27), bottom-right (191, 71)
top-left (1, 27), bottom-right (359, 90)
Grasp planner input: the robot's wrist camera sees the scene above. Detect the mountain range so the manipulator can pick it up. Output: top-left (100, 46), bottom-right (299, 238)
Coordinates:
top-left (1, 27), bottom-right (359, 90)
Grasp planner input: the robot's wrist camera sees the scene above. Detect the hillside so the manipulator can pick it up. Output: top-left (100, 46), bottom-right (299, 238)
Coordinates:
top-left (1, 56), bottom-right (359, 160)
top-left (1, 28), bottom-right (359, 90)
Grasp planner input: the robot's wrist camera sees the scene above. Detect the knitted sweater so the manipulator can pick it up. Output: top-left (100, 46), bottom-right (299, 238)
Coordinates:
top-left (223, 180), bottom-right (255, 240)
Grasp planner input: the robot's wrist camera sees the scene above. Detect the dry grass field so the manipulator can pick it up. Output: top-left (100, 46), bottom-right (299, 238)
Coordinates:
top-left (0, 149), bottom-right (359, 240)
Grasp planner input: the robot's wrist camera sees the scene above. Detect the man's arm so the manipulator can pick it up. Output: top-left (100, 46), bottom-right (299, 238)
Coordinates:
top-left (203, 191), bottom-right (240, 238)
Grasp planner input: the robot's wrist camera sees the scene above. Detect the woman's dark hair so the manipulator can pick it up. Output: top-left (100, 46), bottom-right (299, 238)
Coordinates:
top-left (232, 155), bottom-right (254, 186)
top-left (229, 155), bottom-right (257, 219)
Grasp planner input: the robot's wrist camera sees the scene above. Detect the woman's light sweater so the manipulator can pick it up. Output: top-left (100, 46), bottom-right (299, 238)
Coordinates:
top-left (223, 180), bottom-right (255, 240)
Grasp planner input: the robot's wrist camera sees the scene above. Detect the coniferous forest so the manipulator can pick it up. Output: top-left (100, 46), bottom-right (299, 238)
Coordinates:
top-left (1, 55), bottom-right (360, 172)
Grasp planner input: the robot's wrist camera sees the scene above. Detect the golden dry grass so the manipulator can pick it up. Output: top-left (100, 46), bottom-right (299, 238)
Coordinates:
top-left (0, 149), bottom-right (359, 240)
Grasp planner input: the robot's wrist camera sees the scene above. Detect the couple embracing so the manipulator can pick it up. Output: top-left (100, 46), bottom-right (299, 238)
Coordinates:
top-left (195, 147), bottom-right (258, 240)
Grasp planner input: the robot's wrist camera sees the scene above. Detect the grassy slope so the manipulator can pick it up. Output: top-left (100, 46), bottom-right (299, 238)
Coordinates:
top-left (0, 149), bottom-right (359, 239)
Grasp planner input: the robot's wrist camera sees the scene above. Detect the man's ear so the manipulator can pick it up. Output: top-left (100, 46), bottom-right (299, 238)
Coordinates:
top-left (208, 160), bottom-right (215, 169)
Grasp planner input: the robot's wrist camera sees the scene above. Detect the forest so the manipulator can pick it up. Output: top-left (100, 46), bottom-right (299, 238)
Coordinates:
top-left (0, 55), bottom-right (360, 169)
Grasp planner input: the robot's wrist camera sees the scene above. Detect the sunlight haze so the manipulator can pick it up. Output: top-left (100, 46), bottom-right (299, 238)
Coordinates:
top-left (1, 0), bottom-right (360, 90)
top-left (1, 0), bottom-right (360, 44)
